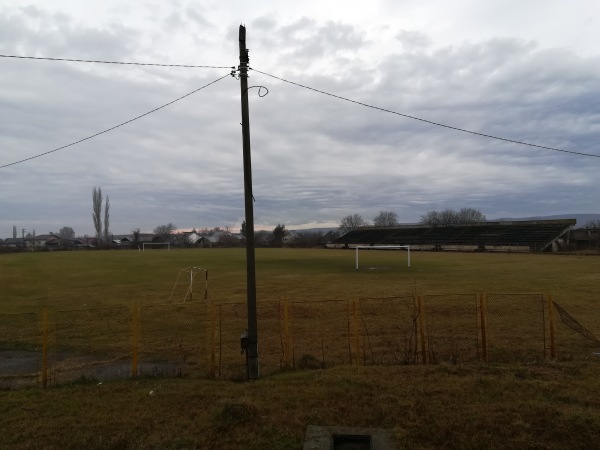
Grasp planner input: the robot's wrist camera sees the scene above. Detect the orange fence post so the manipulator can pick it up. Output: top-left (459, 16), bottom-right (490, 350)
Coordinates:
top-left (209, 302), bottom-right (216, 377)
top-left (42, 307), bottom-right (48, 388)
top-left (352, 300), bottom-right (360, 365)
top-left (479, 293), bottom-right (488, 361)
top-left (131, 304), bottom-right (140, 377)
top-left (417, 296), bottom-right (429, 365)
top-left (547, 294), bottom-right (556, 360)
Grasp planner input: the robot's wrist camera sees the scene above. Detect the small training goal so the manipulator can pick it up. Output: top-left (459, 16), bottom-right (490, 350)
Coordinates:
top-left (354, 245), bottom-right (411, 270)
top-left (169, 266), bottom-right (208, 303)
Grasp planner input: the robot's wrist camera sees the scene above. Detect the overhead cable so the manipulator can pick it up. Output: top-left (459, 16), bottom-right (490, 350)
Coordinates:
top-left (250, 68), bottom-right (600, 159)
top-left (0, 54), bottom-right (234, 69)
top-left (0, 73), bottom-right (231, 169)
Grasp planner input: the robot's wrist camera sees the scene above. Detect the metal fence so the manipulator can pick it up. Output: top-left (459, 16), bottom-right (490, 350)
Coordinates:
top-left (1, 293), bottom-right (599, 389)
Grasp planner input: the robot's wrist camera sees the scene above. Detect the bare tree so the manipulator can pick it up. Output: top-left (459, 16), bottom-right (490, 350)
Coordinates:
top-left (420, 208), bottom-right (486, 226)
top-left (103, 196), bottom-right (110, 244)
top-left (153, 223), bottom-right (177, 241)
top-left (59, 227), bottom-right (75, 239)
top-left (339, 214), bottom-right (369, 234)
top-left (373, 211), bottom-right (398, 227)
top-left (132, 228), bottom-right (141, 244)
top-left (456, 207), bottom-right (486, 224)
top-left (584, 220), bottom-right (600, 229)
top-left (92, 187), bottom-right (103, 241)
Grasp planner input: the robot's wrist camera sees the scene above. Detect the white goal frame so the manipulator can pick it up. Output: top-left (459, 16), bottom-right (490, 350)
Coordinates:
top-left (169, 266), bottom-right (208, 303)
top-left (142, 242), bottom-right (170, 251)
top-left (355, 245), bottom-right (411, 270)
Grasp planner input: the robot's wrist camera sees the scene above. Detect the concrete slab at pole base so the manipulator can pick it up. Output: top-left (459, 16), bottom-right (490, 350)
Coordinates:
top-left (303, 425), bottom-right (394, 450)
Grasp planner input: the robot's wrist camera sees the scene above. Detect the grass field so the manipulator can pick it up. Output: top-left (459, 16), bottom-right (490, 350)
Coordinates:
top-left (2, 248), bottom-right (600, 313)
top-left (1, 249), bottom-right (600, 449)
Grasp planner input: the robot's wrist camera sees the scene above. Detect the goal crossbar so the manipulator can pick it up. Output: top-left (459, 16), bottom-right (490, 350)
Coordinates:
top-left (355, 245), bottom-right (411, 269)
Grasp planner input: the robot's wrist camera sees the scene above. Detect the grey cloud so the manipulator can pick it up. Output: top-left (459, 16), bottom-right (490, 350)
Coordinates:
top-left (2, 7), bottom-right (599, 237)
top-left (395, 30), bottom-right (432, 50)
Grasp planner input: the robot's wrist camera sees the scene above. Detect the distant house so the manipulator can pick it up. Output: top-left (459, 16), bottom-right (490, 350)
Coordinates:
top-left (168, 231), bottom-right (202, 246)
top-left (282, 231), bottom-right (300, 245)
top-left (25, 234), bottom-right (58, 248)
top-left (5, 238), bottom-right (26, 248)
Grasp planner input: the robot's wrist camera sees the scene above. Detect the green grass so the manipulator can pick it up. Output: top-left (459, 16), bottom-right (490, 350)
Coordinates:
top-left (2, 248), bottom-right (600, 313)
top-left (1, 249), bottom-right (600, 448)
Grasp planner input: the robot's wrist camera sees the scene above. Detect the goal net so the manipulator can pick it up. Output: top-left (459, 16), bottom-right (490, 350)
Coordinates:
top-left (169, 267), bottom-right (208, 303)
top-left (142, 242), bottom-right (170, 251)
top-left (355, 245), bottom-right (411, 270)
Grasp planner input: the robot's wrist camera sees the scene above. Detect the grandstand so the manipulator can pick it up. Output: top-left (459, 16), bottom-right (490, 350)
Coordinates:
top-left (332, 219), bottom-right (576, 252)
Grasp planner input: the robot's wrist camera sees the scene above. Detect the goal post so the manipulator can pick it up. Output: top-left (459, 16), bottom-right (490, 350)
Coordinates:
top-left (169, 266), bottom-right (208, 303)
top-left (142, 242), bottom-right (170, 251)
top-left (355, 245), bottom-right (410, 270)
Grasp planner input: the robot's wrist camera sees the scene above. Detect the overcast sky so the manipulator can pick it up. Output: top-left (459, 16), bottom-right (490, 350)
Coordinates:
top-left (1, 0), bottom-right (599, 237)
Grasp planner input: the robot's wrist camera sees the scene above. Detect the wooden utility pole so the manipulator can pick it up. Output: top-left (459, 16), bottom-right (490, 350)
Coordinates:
top-left (238, 24), bottom-right (259, 380)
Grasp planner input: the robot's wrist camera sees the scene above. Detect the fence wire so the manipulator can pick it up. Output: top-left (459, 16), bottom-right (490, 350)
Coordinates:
top-left (485, 293), bottom-right (545, 362)
top-left (0, 313), bottom-right (40, 389)
top-left (3, 292), bottom-right (599, 389)
top-left (424, 294), bottom-right (479, 364)
top-left (359, 297), bottom-right (419, 365)
top-left (290, 300), bottom-right (352, 369)
top-left (553, 302), bottom-right (600, 361)
top-left (53, 306), bottom-right (131, 384)
top-left (140, 302), bottom-right (209, 378)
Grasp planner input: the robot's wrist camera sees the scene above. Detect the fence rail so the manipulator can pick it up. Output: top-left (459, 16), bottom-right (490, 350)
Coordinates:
top-left (1, 293), bottom-right (598, 388)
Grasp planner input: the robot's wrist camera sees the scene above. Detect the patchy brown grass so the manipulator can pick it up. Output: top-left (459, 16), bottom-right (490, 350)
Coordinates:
top-left (2, 249), bottom-right (600, 448)
top-left (1, 362), bottom-right (599, 449)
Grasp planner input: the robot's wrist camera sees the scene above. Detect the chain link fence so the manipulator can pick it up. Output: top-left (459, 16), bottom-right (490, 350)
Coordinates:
top-left (484, 293), bottom-right (546, 362)
top-left (53, 306), bottom-right (131, 384)
top-left (1, 293), bottom-right (599, 388)
top-left (290, 299), bottom-right (353, 369)
top-left (139, 302), bottom-right (209, 378)
top-left (0, 312), bottom-right (40, 389)
top-left (424, 294), bottom-right (479, 364)
top-left (359, 296), bottom-right (419, 365)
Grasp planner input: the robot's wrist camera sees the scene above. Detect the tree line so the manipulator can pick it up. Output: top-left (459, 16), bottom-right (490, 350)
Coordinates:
top-left (338, 208), bottom-right (486, 234)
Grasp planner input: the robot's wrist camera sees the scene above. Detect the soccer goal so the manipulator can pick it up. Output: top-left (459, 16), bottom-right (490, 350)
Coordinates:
top-left (142, 242), bottom-right (170, 251)
top-left (355, 245), bottom-right (411, 270)
top-left (168, 266), bottom-right (208, 303)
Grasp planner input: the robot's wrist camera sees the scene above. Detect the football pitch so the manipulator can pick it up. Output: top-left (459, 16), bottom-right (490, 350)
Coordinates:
top-left (1, 248), bottom-right (599, 313)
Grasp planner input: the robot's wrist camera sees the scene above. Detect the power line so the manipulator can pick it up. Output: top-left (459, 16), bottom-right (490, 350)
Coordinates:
top-left (0, 73), bottom-right (231, 169)
top-left (0, 54), bottom-right (234, 69)
top-left (251, 68), bottom-right (600, 159)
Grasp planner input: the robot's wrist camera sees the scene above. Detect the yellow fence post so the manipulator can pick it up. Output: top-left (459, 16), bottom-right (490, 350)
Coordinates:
top-left (209, 302), bottom-right (216, 378)
top-left (352, 300), bottom-right (360, 365)
top-left (548, 294), bottom-right (556, 360)
top-left (42, 307), bottom-right (48, 389)
top-left (131, 303), bottom-right (140, 378)
top-left (283, 300), bottom-right (291, 369)
top-left (479, 293), bottom-right (488, 361)
top-left (417, 296), bottom-right (429, 365)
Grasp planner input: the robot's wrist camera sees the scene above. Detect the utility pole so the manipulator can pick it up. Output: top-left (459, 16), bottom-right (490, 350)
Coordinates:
top-left (238, 24), bottom-right (259, 380)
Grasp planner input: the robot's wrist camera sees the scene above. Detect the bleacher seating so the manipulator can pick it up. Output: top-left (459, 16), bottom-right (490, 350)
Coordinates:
top-left (334, 220), bottom-right (575, 252)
